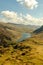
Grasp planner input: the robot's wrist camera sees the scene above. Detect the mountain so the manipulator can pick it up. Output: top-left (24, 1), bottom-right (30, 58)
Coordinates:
top-left (0, 22), bottom-right (39, 47)
top-left (0, 22), bottom-right (43, 65)
top-left (0, 22), bottom-right (22, 46)
top-left (8, 22), bottom-right (39, 28)
top-left (33, 25), bottom-right (43, 34)
top-left (0, 22), bottom-right (39, 34)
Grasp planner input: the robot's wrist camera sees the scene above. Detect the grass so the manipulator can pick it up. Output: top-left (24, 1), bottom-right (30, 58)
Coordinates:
top-left (0, 22), bottom-right (43, 65)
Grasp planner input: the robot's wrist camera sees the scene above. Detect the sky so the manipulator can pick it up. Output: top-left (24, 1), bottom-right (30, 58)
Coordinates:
top-left (0, 0), bottom-right (43, 25)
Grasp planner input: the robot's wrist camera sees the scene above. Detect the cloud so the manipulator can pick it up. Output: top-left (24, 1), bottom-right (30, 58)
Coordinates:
top-left (1, 10), bottom-right (43, 26)
top-left (1, 11), bottom-right (24, 24)
top-left (1, 11), bottom-right (18, 19)
top-left (16, 0), bottom-right (38, 9)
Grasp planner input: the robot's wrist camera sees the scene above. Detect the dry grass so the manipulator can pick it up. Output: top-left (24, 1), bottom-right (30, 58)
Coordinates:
top-left (0, 22), bottom-right (43, 65)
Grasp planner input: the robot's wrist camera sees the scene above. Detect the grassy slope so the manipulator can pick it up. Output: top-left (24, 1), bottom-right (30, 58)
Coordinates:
top-left (0, 33), bottom-right (43, 65)
top-left (0, 22), bottom-right (43, 65)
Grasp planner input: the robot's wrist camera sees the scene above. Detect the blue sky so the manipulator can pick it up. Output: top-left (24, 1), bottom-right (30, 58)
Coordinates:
top-left (0, 0), bottom-right (43, 25)
top-left (0, 0), bottom-right (43, 18)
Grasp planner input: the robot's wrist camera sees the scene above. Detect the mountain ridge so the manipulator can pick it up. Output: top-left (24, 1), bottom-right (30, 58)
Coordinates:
top-left (33, 25), bottom-right (43, 34)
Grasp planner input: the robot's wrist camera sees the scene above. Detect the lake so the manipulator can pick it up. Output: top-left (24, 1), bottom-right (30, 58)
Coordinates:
top-left (17, 33), bottom-right (31, 43)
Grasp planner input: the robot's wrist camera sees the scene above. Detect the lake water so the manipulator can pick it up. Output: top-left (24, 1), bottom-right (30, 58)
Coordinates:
top-left (17, 33), bottom-right (31, 43)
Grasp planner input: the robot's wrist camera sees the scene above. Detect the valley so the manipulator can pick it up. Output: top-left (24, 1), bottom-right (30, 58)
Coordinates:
top-left (0, 22), bottom-right (43, 65)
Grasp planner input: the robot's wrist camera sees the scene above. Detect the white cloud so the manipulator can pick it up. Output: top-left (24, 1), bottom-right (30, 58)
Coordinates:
top-left (16, 0), bottom-right (38, 9)
top-left (1, 11), bottom-right (24, 24)
top-left (1, 10), bottom-right (43, 26)
top-left (1, 11), bottom-right (18, 19)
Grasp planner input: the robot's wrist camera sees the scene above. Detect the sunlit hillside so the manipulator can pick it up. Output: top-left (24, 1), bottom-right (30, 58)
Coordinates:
top-left (0, 22), bottom-right (43, 65)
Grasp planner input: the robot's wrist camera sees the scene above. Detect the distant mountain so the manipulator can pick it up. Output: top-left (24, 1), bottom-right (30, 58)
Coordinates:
top-left (33, 26), bottom-right (43, 34)
top-left (7, 22), bottom-right (40, 32)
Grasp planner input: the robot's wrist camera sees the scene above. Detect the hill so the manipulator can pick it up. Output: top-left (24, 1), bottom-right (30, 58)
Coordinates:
top-left (0, 22), bottom-right (43, 65)
top-left (15, 30), bottom-right (43, 65)
top-left (33, 26), bottom-right (43, 34)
